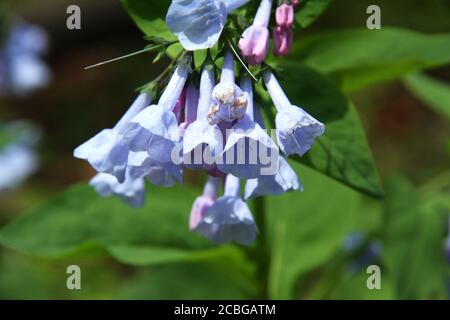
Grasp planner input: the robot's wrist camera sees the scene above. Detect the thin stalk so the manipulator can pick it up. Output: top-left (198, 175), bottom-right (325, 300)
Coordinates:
top-left (84, 45), bottom-right (163, 70)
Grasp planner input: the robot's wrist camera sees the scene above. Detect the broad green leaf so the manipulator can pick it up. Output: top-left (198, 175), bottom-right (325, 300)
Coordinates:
top-left (382, 177), bottom-right (448, 299)
top-left (0, 183), bottom-right (243, 265)
top-left (259, 63), bottom-right (383, 198)
top-left (291, 28), bottom-right (450, 92)
top-left (404, 73), bottom-right (450, 119)
top-left (266, 163), bottom-right (369, 299)
top-left (295, 0), bottom-right (333, 28)
top-left (121, 260), bottom-right (258, 299)
top-left (121, 0), bottom-right (175, 41)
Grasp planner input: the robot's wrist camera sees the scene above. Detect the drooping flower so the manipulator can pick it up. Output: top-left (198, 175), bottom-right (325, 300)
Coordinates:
top-left (74, 93), bottom-right (152, 183)
top-left (273, 25), bottom-right (293, 56)
top-left (166, 0), bottom-right (251, 51)
top-left (208, 51), bottom-right (248, 125)
top-left (123, 64), bottom-right (189, 165)
top-left (183, 62), bottom-right (223, 171)
top-left (238, 0), bottom-right (272, 65)
top-left (263, 70), bottom-right (324, 156)
top-left (216, 76), bottom-right (279, 179)
top-left (0, 20), bottom-right (50, 96)
top-left (90, 172), bottom-right (145, 208)
top-left (244, 105), bottom-right (301, 199)
top-left (127, 151), bottom-right (182, 188)
top-left (194, 174), bottom-right (258, 245)
top-left (189, 176), bottom-right (221, 230)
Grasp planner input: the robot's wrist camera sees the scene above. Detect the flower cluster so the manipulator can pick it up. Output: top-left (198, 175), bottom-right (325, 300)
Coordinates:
top-left (75, 0), bottom-right (324, 246)
top-left (0, 20), bottom-right (50, 96)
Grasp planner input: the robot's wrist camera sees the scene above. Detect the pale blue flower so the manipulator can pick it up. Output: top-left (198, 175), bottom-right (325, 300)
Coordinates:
top-left (194, 174), bottom-right (258, 246)
top-left (217, 76), bottom-right (279, 179)
top-left (90, 172), bottom-right (145, 208)
top-left (183, 64), bottom-right (223, 171)
top-left (127, 151), bottom-right (182, 188)
top-left (123, 65), bottom-right (189, 164)
top-left (189, 176), bottom-right (221, 230)
top-left (263, 71), bottom-right (325, 157)
top-left (74, 93), bottom-right (151, 183)
top-left (166, 0), bottom-right (250, 50)
top-left (0, 121), bottom-right (40, 192)
top-left (244, 105), bottom-right (302, 199)
top-left (244, 157), bottom-right (301, 199)
top-left (0, 21), bottom-right (50, 96)
top-left (0, 144), bottom-right (38, 192)
top-left (207, 51), bottom-right (248, 125)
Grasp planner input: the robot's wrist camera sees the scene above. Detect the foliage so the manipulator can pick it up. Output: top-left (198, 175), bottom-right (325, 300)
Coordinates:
top-left (0, 0), bottom-right (449, 300)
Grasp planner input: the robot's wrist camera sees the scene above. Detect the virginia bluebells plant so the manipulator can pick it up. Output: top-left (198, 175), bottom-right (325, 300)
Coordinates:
top-left (75, 0), bottom-right (325, 246)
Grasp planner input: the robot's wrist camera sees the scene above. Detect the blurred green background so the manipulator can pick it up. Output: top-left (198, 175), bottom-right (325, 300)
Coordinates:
top-left (0, 0), bottom-right (449, 299)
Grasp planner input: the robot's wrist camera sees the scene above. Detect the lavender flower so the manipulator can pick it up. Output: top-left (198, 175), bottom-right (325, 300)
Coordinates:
top-left (183, 62), bottom-right (223, 171)
top-left (90, 172), bottom-right (145, 208)
top-left (166, 0), bottom-right (251, 50)
top-left (189, 176), bottom-right (221, 230)
top-left (74, 93), bottom-right (152, 183)
top-left (216, 76), bottom-right (279, 179)
top-left (263, 70), bottom-right (324, 156)
top-left (208, 51), bottom-right (248, 125)
top-left (244, 105), bottom-right (301, 199)
top-left (194, 174), bottom-right (258, 245)
top-left (238, 0), bottom-right (272, 65)
top-left (123, 65), bottom-right (189, 165)
top-left (127, 151), bottom-right (182, 188)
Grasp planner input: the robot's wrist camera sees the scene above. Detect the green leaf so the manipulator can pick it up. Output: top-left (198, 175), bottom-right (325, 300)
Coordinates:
top-left (0, 183), bottom-right (243, 265)
top-left (382, 177), bottom-right (448, 299)
top-left (121, 260), bottom-right (258, 299)
top-left (291, 28), bottom-right (450, 92)
top-left (266, 163), bottom-right (369, 299)
top-left (259, 63), bottom-right (384, 198)
top-left (121, 0), bottom-right (176, 41)
top-left (295, 0), bottom-right (333, 28)
top-left (404, 73), bottom-right (450, 119)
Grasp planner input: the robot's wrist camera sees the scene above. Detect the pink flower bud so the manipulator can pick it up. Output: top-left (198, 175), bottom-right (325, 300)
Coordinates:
top-left (291, 0), bottom-right (300, 7)
top-left (276, 4), bottom-right (294, 28)
top-left (238, 25), bottom-right (270, 65)
top-left (273, 26), bottom-right (293, 56)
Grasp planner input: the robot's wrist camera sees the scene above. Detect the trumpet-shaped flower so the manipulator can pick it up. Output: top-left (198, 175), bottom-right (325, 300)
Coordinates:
top-left (183, 63), bottom-right (223, 171)
top-left (166, 0), bottom-right (251, 50)
top-left (245, 156), bottom-right (301, 199)
top-left (238, 0), bottom-right (272, 65)
top-left (217, 76), bottom-right (279, 179)
top-left (208, 52), bottom-right (248, 125)
top-left (74, 93), bottom-right (152, 183)
top-left (194, 174), bottom-right (258, 246)
top-left (128, 151), bottom-right (182, 187)
top-left (123, 65), bottom-right (189, 165)
top-left (263, 71), bottom-right (324, 156)
top-left (90, 172), bottom-right (145, 208)
top-left (189, 176), bottom-right (221, 230)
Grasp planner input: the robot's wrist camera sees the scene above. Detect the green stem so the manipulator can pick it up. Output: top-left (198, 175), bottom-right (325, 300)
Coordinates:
top-left (253, 196), bottom-right (270, 299)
